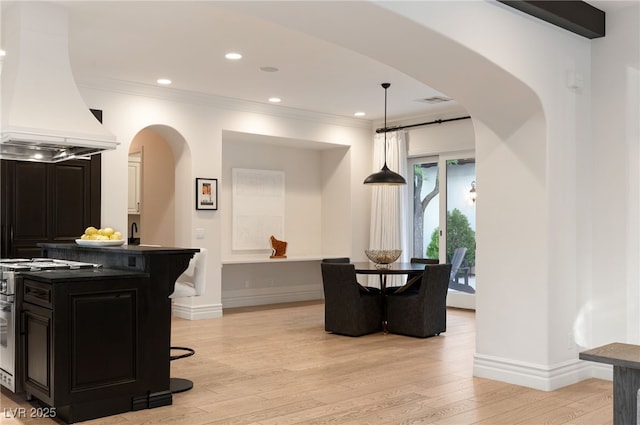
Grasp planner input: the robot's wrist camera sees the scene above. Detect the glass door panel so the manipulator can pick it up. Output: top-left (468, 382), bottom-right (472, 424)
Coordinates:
top-left (445, 158), bottom-right (476, 294)
top-left (410, 159), bottom-right (439, 260)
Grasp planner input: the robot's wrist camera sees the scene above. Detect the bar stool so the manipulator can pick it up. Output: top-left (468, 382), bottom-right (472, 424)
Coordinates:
top-left (169, 248), bottom-right (207, 393)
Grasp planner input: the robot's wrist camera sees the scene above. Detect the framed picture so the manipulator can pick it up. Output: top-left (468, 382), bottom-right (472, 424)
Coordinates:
top-left (196, 178), bottom-right (218, 210)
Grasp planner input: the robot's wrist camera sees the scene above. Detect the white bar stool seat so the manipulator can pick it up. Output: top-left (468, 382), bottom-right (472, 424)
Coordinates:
top-left (169, 248), bottom-right (207, 393)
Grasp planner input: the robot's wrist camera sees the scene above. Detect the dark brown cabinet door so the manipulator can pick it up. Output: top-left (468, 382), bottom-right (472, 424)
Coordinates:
top-left (23, 304), bottom-right (54, 402)
top-left (1, 156), bottom-right (101, 258)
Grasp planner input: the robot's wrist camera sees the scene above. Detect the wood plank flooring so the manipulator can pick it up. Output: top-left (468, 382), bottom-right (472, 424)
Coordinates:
top-left (1, 302), bottom-right (613, 424)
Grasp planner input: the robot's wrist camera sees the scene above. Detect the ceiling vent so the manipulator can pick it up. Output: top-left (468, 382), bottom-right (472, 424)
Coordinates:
top-left (0, 2), bottom-right (118, 162)
top-left (418, 96), bottom-right (452, 104)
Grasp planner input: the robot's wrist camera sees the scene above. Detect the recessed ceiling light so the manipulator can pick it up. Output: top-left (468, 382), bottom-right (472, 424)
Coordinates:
top-left (225, 52), bottom-right (242, 60)
top-left (354, 112), bottom-right (366, 117)
top-left (157, 78), bottom-right (172, 85)
top-left (0, 49), bottom-right (6, 57)
top-left (268, 97), bottom-right (281, 103)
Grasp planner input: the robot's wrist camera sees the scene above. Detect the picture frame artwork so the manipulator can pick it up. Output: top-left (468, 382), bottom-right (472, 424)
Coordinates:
top-left (196, 178), bottom-right (218, 210)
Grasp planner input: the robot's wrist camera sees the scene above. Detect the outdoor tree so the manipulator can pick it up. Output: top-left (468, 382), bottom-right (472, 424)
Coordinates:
top-left (413, 163), bottom-right (439, 256)
top-left (426, 208), bottom-right (476, 267)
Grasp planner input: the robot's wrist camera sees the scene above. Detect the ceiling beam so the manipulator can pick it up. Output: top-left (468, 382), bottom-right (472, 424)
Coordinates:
top-left (498, 1), bottom-right (605, 39)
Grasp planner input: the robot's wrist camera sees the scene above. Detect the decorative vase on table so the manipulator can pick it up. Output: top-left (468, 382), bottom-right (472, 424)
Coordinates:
top-left (365, 249), bottom-right (402, 269)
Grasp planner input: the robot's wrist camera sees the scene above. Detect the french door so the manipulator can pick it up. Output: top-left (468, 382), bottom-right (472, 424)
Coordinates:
top-left (408, 153), bottom-right (476, 309)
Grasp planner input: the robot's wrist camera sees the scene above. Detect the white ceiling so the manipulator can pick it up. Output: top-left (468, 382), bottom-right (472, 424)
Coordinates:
top-left (3, 1), bottom-right (624, 124)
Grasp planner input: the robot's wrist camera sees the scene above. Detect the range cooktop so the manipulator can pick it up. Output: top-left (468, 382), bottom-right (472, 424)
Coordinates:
top-left (0, 258), bottom-right (101, 271)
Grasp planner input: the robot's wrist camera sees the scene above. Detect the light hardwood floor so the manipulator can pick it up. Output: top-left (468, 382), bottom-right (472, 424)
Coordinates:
top-left (1, 302), bottom-right (613, 425)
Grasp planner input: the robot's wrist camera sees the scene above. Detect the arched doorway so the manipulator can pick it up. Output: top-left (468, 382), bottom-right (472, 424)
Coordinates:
top-left (128, 125), bottom-right (190, 247)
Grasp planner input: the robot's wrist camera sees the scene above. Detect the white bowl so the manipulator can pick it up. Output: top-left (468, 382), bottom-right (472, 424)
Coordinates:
top-left (75, 239), bottom-right (125, 247)
top-left (365, 249), bottom-right (402, 265)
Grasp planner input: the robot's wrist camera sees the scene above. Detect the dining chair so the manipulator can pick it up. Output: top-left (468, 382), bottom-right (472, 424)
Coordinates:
top-left (386, 263), bottom-right (451, 338)
top-left (321, 263), bottom-right (383, 337)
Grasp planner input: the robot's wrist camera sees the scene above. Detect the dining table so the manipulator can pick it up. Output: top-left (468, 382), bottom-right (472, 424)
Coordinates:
top-left (352, 261), bottom-right (428, 293)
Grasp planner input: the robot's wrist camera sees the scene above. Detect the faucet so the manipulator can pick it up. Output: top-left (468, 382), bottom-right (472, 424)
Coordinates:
top-left (130, 222), bottom-right (137, 238)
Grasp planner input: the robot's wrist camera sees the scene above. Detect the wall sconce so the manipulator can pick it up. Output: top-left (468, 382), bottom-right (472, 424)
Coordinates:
top-left (469, 180), bottom-right (476, 203)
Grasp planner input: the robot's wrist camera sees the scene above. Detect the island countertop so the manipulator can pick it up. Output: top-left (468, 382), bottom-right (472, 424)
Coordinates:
top-left (20, 267), bottom-right (148, 283)
top-left (38, 243), bottom-right (199, 280)
top-left (39, 242), bottom-right (200, 255)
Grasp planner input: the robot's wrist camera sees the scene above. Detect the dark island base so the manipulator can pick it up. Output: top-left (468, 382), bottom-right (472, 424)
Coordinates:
top-left (51, 390), bottom-right (172, 423)
top-left (26, 243), bottom-right (199, 424)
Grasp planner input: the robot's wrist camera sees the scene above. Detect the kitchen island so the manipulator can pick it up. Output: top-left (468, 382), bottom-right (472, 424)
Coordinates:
top-left (22, 243), bottom-right (199, 423)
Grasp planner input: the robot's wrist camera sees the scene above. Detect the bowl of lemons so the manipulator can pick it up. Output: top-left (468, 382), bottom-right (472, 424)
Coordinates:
top-left (76, 226), bottom-right (125, 246)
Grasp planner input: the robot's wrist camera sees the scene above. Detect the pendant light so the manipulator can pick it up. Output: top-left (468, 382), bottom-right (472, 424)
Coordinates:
top-left (363, 83), bottom-right (407, 185)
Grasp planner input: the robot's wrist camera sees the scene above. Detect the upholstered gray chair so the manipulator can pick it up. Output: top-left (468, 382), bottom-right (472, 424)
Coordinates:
top-left (321, 263), bottom-right (383, 337)
top-left (322, 257), bottom-right (350, 263)
top-left (386, 263), bottom-right (451, 338)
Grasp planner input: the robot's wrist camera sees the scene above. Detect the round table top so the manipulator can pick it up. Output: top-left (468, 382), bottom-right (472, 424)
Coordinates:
top-left (351, 262), bottom-right (429, 274)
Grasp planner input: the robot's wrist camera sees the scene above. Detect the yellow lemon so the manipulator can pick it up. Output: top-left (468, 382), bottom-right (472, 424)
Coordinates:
top-left (101, 227), bottom-right (115, 237)
top-left (84, 226), bottom-right (98, 235)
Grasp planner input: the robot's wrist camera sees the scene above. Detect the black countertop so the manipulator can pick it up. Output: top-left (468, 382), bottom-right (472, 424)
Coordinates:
top-left (20, 268), bottom-right (148, 283)
top-left (39, 243), bottom-right (199, 255)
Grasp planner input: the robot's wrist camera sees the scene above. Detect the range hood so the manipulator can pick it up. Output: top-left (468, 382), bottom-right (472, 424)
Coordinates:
top-left (0, 2), bottom-right (118, 162)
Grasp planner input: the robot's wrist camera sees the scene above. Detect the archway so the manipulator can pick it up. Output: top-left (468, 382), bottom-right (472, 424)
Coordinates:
top-left (218, 1), bottom-right (564, 389)
top-left (128, 125), bottom-right (192, 247)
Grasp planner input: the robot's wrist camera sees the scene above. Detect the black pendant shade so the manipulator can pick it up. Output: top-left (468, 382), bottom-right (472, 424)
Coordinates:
top-left (363, 163), bottom-right (407, 185)
top-left (364, 83), bottom-right (406, 185)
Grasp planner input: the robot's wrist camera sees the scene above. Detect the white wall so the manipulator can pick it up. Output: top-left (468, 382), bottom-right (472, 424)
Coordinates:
top-left (221, 136), bottom-right (324, 259)
top-left (220, 133), bottom-right (354, 307)
top-left (77, 80), bottom-right (372, 319)
top-left (586, 4), bottom-right (640, 351)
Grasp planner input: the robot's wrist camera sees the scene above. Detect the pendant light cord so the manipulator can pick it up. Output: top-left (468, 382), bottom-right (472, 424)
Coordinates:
top-left (382, 82), bottom-right (390, 167)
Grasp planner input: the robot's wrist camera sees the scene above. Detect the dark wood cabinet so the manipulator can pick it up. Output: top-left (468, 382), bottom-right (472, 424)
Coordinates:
top-left (21, 269), bottom-right (150, 423)
top-left (1, 156), bottom-right (101, 258)
top-left (22, 303), bottom-right (53, 399)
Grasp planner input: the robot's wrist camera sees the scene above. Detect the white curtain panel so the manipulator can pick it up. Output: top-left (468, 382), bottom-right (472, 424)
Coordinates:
top-left (368, 131), bottom-right (409, 288)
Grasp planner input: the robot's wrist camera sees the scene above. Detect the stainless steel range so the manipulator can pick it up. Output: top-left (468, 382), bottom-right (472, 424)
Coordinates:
top-left (0, 258), bottom-right (100, 392)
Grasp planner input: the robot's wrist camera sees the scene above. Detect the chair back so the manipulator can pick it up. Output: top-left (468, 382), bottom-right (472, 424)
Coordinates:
top-left (420, 263), bottom-right (452, 303)
top-left (404, 257), bottom-right (438, 285)
top-left (170, 248), bottom-right (207, 298)
top-left (321, 263), bottom-right (360, 301)
top-left (411, 258), bottom-right (439, 265)
top-left (322, 257), bottom-right (350, 263)
top-left (449, 247), bottom-right (467, 280)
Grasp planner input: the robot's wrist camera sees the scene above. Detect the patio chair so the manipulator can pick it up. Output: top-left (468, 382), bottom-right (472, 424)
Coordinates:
top-left (448, 247), bottom-right (475, 294)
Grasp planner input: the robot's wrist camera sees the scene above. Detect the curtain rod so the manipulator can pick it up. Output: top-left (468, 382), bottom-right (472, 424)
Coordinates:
top-left (375, 115), bottom-right (471, 133)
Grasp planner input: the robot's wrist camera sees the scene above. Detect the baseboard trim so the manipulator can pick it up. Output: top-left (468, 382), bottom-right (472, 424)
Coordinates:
top-left (473, 353), bottom-right (596, 391)
top-left (222, 289), bottom-right (323, 309)
top-left (172, 303), bottom-right (223, 320)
